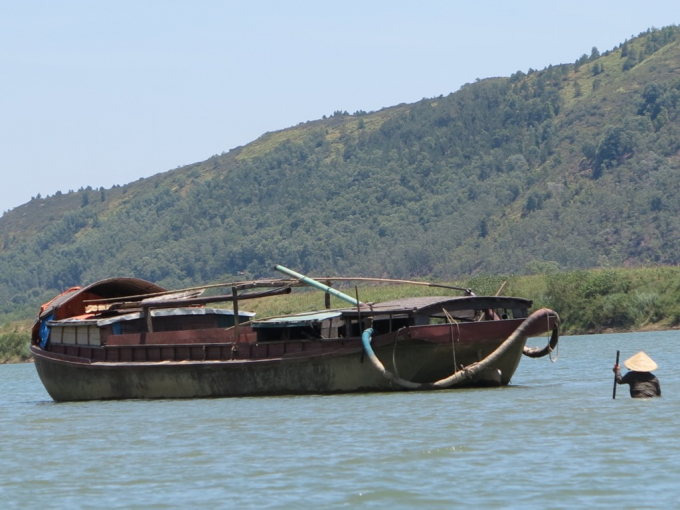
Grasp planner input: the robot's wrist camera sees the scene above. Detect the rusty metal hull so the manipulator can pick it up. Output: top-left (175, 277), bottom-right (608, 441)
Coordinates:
top-left (30, 323), bottom-right (532, 401)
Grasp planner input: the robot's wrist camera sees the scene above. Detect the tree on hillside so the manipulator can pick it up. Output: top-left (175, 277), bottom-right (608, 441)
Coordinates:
top-left (592, 126), bottom-right (636, 178)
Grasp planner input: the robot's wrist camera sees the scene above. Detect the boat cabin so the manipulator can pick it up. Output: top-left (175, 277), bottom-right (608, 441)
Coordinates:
top-left (251, 295), bottom-right (532, 342)
top-left (32, 277), bottom-right (254, 349)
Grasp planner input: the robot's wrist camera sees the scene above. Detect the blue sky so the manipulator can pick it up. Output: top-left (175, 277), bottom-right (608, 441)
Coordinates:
top-left (1, 0), bottom-right (678, 213)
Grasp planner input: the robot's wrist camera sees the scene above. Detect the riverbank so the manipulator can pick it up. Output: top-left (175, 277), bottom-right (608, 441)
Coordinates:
top-left (0, 322), bottom-right (32, 364)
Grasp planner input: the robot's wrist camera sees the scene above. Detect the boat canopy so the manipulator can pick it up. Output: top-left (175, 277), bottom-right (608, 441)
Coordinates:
top-left (39, 277), bottom-right (167, 320)
top-left (342, 296), bottom-right (533, 317)
top-left (44, 307), bottom-right (255, 327)
top-left (253, 311), bottom-right (341, 328)
top-left (250, 296), bottom-right (533, 329)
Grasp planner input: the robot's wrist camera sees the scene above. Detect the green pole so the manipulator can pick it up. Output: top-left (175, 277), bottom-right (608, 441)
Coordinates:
top-left (274, 265), bottom-right (363, 307)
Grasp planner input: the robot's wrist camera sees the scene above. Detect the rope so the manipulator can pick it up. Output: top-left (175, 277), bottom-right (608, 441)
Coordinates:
top-left (442, 307), bottom-right (460, 374)
top-left (391, 327), bottom-right (406, 383)
top-left (521, 311), bottom-right (560, 359)
top-left (361, 307), bottom-right (557, 390)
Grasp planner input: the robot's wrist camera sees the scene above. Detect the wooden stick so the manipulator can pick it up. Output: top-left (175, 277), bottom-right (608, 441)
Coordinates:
top-left (110, 286), bottom-right (291, 310)
top-left (85, 275), bottom-right (472, 305)
top-left (232, 287), bottom-right (240, 343)
top-left (613, 350), bottom-right (620, 399)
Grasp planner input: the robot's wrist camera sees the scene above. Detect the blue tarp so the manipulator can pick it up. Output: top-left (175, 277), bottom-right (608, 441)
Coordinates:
top-left (39, 313), bottom-right (54, 349)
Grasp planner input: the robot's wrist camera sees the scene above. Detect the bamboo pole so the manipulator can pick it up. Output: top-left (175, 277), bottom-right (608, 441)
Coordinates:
top-left (613, 350), bottom-right (620, 399)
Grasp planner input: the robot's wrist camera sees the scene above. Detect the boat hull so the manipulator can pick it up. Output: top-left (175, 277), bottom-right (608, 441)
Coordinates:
top-left (31, 328), bottom-right (530, 401)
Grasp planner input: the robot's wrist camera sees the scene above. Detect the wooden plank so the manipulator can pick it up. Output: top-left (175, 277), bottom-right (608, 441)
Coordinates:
top-left (106, 328), bottom-right (232, 346)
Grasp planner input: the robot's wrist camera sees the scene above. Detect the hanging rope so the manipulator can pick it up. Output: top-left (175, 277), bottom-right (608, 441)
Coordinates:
top-left (442, 307), bottom-right (460, 374)
top-left (521, 313), bottom-right (560, 359)
top-left (391, 327), bottom-right (407, 383)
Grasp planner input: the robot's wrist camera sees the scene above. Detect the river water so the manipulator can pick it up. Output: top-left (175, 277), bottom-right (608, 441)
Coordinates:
top-left (2, 330), bottom-right (679, 509)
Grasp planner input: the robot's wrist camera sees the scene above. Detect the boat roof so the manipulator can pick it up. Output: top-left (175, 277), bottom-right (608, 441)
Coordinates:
top-left (252, 310), bottom-right (341, 328)
top-left (252, 295), bottom-right (533, 326)
top-left (342, 295), bottom-right (533, 317)
top-left (39, 277), bottom-right (167, 320)
top-left (48, 307), bottom-right (255, 327)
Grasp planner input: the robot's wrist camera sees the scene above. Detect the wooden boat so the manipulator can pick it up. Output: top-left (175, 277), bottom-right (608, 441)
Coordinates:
top-left (30, 266), bottom-right (561, 401)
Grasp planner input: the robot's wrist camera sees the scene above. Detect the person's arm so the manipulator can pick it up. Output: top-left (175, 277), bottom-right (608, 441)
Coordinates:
top-left (613, 364), bottom-right (624, 384)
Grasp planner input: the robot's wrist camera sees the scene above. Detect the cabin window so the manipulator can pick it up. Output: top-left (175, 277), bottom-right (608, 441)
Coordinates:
top-left (256, 323), bottom-right (325, 342)
top-left (337, 314), bottom-right (411, 337)
top-left (428, 309), bottom-right (476, 324)
top-left (49, 324), bottom-right (102, 346)
top-left (372, 315), bottom-right (411, 335)
top-left (427, 306), bottom-right (529, 323)
top-left (320, 318), bottom-right (342, 339)
top-left (338, 319), bottom-right (358, 338)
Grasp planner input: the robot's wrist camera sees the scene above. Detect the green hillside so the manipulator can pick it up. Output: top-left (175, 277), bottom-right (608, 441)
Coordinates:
top-left (2, 25), bottom-right (680, 324)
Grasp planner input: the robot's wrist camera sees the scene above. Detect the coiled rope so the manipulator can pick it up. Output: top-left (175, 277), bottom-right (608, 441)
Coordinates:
top-left (521, 310), bottom-right (560, 360)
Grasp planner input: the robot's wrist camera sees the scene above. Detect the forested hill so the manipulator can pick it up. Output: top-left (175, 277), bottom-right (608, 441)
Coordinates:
top-left (2, 25), bottom-right (680, 320)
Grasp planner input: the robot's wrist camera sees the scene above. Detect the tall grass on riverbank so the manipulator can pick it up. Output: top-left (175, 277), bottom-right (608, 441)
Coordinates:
top-left (502, 267), bottom-right (680, 334)
top-left (0, 332), bottom-right (31, 363)
top-left (0, 321), bottom-right (31, 363)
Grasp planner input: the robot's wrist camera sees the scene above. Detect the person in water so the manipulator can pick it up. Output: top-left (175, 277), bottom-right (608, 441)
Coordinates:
top-left (613, 351), bottom-right (661, 398)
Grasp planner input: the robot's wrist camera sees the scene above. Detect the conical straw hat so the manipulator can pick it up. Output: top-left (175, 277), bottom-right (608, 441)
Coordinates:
top-left (624, 351), bottom-right (657, 372)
